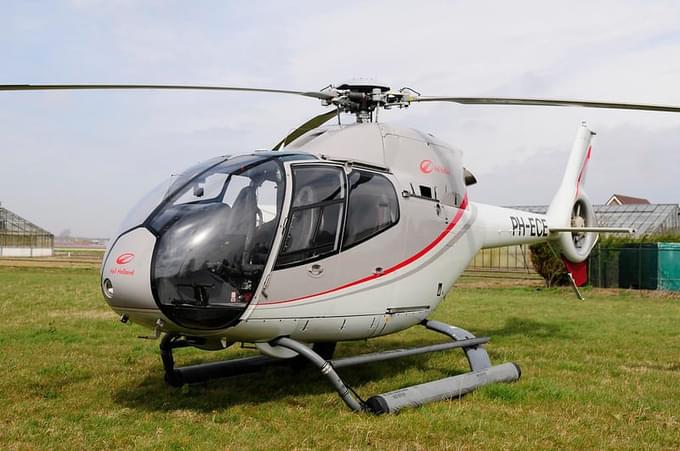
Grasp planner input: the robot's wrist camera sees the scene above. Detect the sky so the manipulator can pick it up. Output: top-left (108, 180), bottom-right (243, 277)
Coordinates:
top-left (1, 0), bottom-right (679, 238)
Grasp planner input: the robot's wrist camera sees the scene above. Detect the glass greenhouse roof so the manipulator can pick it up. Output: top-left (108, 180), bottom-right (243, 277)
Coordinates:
top-left (510, 204), bottom-right (680, 236)
top-left (0, 207), bottom-right (53, 236)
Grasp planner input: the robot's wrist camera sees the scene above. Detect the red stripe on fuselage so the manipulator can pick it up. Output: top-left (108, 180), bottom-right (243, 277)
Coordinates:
top-left (258, 194), bottom-right (469, 306)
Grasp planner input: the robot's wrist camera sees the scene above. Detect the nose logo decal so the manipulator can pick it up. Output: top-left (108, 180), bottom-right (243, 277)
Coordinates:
top-left (419, 159), bottom-right (433, 174)
top-left (115, 252), bottom-right (135, 265)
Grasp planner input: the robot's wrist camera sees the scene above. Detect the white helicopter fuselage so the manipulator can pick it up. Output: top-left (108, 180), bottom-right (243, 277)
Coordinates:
top-left (101, 122), bottom-right (595, 353)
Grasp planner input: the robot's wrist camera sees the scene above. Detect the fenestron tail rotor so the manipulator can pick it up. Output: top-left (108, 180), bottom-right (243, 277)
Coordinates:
top-left (571, 202), bottom-right (587, 250)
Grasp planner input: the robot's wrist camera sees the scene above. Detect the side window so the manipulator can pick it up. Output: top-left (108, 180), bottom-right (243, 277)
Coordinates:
top-left (276, 165), bottom-right (346, 267)
top-left (343, 170), bottom-right (399, 250)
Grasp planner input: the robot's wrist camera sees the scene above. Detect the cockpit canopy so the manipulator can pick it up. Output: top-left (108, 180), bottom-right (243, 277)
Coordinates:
top-left (144, 153), bottom-right (307, 329)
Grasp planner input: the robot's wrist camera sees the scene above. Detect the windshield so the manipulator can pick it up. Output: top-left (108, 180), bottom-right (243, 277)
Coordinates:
top-left (104, 155), bottom-right (229, 264)
top-left (113, 155), bottom-right (229, 238)
top-left (148, 155), bottom-right (285, 330)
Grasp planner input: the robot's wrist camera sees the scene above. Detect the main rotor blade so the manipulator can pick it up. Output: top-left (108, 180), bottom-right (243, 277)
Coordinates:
top-left (0, 83), bottom-right (334, 101)
top-left (412, 96), bottom-right (680, 113)
top-left (273, 109), bottom-right (337, 150)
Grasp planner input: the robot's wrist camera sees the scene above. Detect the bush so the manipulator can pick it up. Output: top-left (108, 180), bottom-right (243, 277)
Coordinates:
top-left (529, 242), bottom-right (569, 287)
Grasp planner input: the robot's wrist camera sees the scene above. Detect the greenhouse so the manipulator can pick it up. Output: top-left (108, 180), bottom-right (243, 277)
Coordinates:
top-left (513, 203), bottom-right (680, 236)
top-left (0, 205), bottom-right (54, 257)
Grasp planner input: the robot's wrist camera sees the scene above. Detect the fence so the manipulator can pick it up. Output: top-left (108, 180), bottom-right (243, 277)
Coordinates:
top-left (468, 245), bottom-right (534, 272)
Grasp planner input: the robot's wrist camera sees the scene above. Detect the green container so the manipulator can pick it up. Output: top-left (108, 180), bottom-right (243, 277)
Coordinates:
top-left (618, 244), bottom-right (658, 290)
top-left (658, 243), bottom-right (680, 291)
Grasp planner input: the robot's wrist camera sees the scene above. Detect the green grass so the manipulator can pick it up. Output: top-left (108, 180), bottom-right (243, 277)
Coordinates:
top-left (1, 266), bottom-right (680, 449)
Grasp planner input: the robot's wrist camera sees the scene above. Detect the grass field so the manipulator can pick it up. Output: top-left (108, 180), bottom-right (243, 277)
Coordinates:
top-left (1, 265), bottom-right (680, 449)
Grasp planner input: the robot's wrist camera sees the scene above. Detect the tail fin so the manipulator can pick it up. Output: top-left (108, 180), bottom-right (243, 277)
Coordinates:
top-left (547, 123), bottom-right (597, 263)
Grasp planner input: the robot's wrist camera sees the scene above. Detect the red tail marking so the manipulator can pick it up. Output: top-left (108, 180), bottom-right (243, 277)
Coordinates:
top-left (562, 257), bottom-right (588, 287)
top-left (575, 145), bottom-right (592, 198)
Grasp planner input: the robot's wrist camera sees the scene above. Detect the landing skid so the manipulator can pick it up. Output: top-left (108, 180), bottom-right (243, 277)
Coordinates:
top-left (159, 320), bottom-right (521, 414)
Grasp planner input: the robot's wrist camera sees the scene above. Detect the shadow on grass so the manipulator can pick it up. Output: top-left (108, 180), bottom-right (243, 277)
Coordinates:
top-left (474, 317), bottom-right (569, 340)
top-left (112, 318), bottom-right (560, 413)
top-left (112, 338), bottom-right (474, 413)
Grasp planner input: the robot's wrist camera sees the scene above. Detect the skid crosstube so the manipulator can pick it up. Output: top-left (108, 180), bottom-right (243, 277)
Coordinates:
top-left (159, 319), bottom-right (521, 414)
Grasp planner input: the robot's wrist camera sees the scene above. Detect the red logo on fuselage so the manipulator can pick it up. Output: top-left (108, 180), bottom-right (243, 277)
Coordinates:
top-left (115, 253), bottom-right (135, 265)
top-left (420, 160), bottom-right (433, 174)
top-left (419, 159), bottom-right (450, 175)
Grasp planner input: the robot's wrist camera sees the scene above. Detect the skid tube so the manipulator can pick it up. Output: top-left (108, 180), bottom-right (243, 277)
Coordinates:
top-left (159, 319), bottom-right (521, 414)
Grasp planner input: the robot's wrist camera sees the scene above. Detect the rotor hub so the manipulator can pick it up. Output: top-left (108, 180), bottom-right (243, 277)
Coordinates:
top-left (320, 80), bottom-right (419, 122)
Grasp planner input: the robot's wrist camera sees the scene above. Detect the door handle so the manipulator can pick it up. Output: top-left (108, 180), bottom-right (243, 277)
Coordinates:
top-left (308, 263), bottom-right (324, 277)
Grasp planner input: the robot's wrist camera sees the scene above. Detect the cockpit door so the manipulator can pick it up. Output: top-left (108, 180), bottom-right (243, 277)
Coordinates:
top-left (245, 161), bottom-right (348, 310)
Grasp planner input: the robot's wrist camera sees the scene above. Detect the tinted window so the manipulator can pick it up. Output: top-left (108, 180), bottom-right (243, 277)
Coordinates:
top-left (291, 166), bottom-right (344, 207)
top-left (276, 166), bottom-right (345, 267)
top-left (343, 170), bottom-right (399, 249)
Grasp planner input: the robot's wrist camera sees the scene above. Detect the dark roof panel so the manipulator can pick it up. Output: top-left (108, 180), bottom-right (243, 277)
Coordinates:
top-left (607, 194), bottom-right (651, 205)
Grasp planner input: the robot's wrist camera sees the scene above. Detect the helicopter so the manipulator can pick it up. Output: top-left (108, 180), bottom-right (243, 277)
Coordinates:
top-left (3, 81), bottom-right (679, 414)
